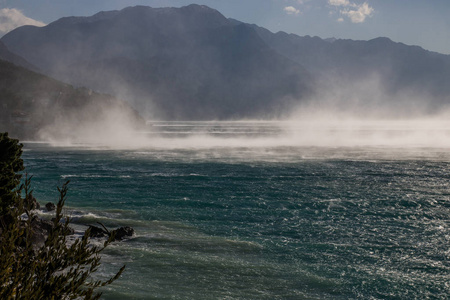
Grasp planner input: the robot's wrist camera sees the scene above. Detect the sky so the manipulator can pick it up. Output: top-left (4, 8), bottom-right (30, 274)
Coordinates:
top-left (0, 0), bottom-right (449, 55)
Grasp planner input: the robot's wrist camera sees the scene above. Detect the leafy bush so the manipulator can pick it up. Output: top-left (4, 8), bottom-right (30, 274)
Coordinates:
top-left (0, 132), bottom-right (24, 216)
top-left (0, 132), bottom-right (125, 299)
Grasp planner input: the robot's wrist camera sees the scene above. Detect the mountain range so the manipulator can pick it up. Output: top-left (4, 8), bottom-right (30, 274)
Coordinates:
top-left (1, 4), bottom-right (450, 121)
top-left (1, 5), bottom-right (312, 120)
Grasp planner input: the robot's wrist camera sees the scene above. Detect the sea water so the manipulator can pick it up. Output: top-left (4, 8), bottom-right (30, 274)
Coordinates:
top-left (21, 121), bottom-right (450, 299)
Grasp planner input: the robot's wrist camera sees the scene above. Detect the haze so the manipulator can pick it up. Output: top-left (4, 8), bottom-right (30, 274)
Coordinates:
top-left (1, 4), bottom-right (449, 154)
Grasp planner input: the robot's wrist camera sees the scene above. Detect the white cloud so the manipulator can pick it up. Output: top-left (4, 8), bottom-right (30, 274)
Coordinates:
top-left (0, 8), bottom-right (45, 36)
top-left (341, 2), bottom-right (374, 23)
top-left (328, 1), bottom-right (374, 23)
top-left (328, 0), bottom-right (350, 6)
top-left (284, 6), bottom-right (300, 15)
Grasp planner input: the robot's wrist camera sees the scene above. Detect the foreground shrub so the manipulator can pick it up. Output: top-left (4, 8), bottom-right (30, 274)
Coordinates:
top-left (0, 132), bottom-right (125, 299)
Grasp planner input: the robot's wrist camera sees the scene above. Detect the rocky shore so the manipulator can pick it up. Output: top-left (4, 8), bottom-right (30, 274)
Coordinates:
top-left (27, 195), bottom-right (134, 248)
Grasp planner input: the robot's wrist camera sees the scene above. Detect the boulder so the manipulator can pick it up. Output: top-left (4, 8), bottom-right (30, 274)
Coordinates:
top-left (45, 202), bottom-right (56, 211)
top-left (85, 223), bottom-right (134, 241)
top-left (30, 218), bottom-right (54, 248)
top-left (112, 226), bottom-right (134, 241)
top-left (86, 224), bottom-right (109, 238)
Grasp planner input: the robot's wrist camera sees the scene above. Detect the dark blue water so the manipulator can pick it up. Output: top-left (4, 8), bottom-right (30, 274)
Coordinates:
top-left (21, 122), bottom-right (450, 299)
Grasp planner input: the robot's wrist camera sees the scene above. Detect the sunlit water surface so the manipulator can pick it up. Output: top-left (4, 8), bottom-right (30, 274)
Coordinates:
top-left (22, 121), bottom-right (450, 299)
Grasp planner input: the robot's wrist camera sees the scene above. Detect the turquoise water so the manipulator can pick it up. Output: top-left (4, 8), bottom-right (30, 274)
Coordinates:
top-left (21, 122), bottom-right (450, 299)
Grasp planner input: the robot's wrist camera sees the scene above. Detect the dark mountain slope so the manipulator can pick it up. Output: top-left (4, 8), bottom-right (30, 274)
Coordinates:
top-left (0, 59), bottom-right (143, 140)
top-left (0, 41), bottom-right (36, 71)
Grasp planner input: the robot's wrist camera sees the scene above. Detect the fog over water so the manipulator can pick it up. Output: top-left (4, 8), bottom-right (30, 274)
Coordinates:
top-left (33, 118), bottom-right (450, 164)
top-left (38, 111), bottom-right (450, 149)
top-left (32, 74), bottom-right (450, 156)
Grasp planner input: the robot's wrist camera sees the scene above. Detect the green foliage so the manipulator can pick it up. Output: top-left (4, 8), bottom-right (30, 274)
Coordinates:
top-left (0, 133), bottom-right (125, 299)
top-left (0, 132), bottom-right (24, 215)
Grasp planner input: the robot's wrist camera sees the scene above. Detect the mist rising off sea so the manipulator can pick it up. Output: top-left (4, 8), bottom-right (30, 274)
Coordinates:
top-left (22, 122), bottom-right (450, 299)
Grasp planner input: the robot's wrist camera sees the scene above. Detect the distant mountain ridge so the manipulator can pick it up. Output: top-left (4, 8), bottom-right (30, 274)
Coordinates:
top-left (254, 24), bottom-right (450, 92)
top-left (2, 4), bottom-right (450, 119)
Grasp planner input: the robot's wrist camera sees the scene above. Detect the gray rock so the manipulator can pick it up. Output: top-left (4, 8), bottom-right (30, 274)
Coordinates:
top-left (85, 224), bottom-right (134, 241)
top-left (30, 218), bottom-right (54, 248)
top-left (86, 224), bottom-right (109, 238)
top-left (112, 226), bottom-right (134, 241)
top-left (45, 202), bottom-right (56, 211)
